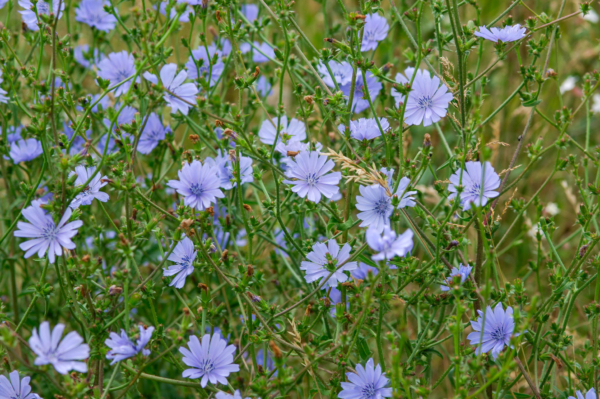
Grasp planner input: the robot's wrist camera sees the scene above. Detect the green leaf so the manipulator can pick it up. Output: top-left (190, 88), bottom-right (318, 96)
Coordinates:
top-left (522, 99), bottom-right (542, 107)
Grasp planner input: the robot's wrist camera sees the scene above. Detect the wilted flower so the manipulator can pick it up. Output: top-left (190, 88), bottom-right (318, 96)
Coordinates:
top-left (361, 13), bottom-right (390, 52)
top-left (29, 322), bottom-right (89, 374)
top-left (258, 115), bottom-right (306, 145)
top-left (338, 358), bottom-right (392, 399)
top-left (75, 0), bottom-right (117, 32)
top-left (440, 263), bottom-right (473, 291)
top-left (474, 24), bottom-right (527, 43)
top-left (167, 160), bottom-right (225, 211)
top-left (300, 239), bottom-right (358, 288)
top-left (179, 333), bottom-right (240, 387)
top-left (283, 151), bottom-right (341, 203)
top-left (0, 370), bottom-right (41, 399)
top-left (366, 226), bottom-right (414, 261)
top-left (164, 237), bottom-right (197, 289)
top-left (105, 325), bottom-right (154, 365)
top-left (97, 51), bottom-right (140, 96)
top-left (14, 205), bottom-right (83, 264)
top-left (9, 138), bottom-right (43, 163)
top-left (448, 161), bottom-right (500, 211)
top-left (467, 303), bottom-right (517, 359)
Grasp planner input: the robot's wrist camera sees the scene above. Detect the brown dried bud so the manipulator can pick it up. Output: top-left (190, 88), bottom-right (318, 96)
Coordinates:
top-left (206, 206), bottom-right (215, 217)
top-left (579, 244), bottom-right (589, 258)
top-left (198, 283), bottom-right (209, 292)
top-left (215, 120), bottom-right (224, 128)
top-left (545, 68), bottom-right (557, 78)
top-left (354, 14), bottom-right (366, 20)
top-left (189, 134), bottom-right (200, 143)
top-left (423, 133), bottom-right (431, 148)
top-left (109, 285), bottom-right (123, 296)
top-left (304, 304), bottom-right (312, 317)
top-left (269, 340), bottom-right (282, 358)
top-left (81, 254), bottom-right (90, 263)
top-left (303, 95), bottom-right (314, 105)
top-left (183, 307), bottom-right (190, 316)
top-left (252, 66), bottom-right (260, 78)
top-left (119, 233), bottom-right (128, 246)
top-left (286, 150), bottom-right (300, 157)
top-left (221, 249), bottom-right (229, 261)
top-left (246, 264), bottom-right (254, 278)
top-left (180, 218), bottom-right (194, 231)
top-left (243, 204), bottom-right (252, 212)
top-left (131, 208), bottom-right (138, 220)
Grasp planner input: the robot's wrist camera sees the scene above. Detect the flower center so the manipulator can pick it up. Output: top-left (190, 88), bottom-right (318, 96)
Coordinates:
top-left (305, 173), bottom-right (319, 187)
top-left (198, 358), bottom-right (215, 375)
top-left (374, 197), bottom-right (390, 216)
top-left (363, 30), bottom-right (376, 42)
top-left (491, 325), bottom-right (507, 341)
top-left (467, 183), bottom-right (482, 197)
top-left (360, 383), bottom-right (377, 399)
top-left (41, 221), bottom-right (58, 241)
top-left (189, 183), bottom-right (204, 197)
top-left (116, 69), bottom-right (131, 82)
top-left (418, 95), bottom-right (433, 109)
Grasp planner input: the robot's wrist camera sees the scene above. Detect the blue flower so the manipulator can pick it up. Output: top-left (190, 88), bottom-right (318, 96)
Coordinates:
top-left (14, 204), bottom-right (83, 264)
top-left (158, 0), bottom-right (192, 22)
top-left (73, 45), bottom-right (104, 68)
top-left (19, 0), bottom-right (64, 31)
top-left (75, 0), bottom-right (117, 32)
top-left (351, 262), bottom-right (379, 280)
top-left (361, 13), bottom-right (389, 52)
top-left (179, 333), bottom-right (240, 387)
top-left (258, 115), bottom-right (306, 146)
top-left (392, 67), bottom-right (453, 126)
top-left (216, 390), bottom-right (250, 399)
top-left (240, 3), bottom-right (258, 22)
top-left (185, 45), bottom-right (225, 87)
top-left (0, 69), bottom-right (8, 103)
top-left (209, 150), bottom-right (254, 190)
top-left (440, 263), bottom-right (473, 291)
top-left (6, 125), bottom-right (23, 143)
top-left (283, 151), bottom-right (342, 203)
top-left (317, 60), bottom-right (354, 88)
top-left (138, 113), bottom-right (170, 154)
top-left (164, 237), bottom-right (197, 289)
top-left (300, 239), bottom-right (357, 288)
top-left (569, 389), bottom-right (598, 399)
top-left (256, 75), bottom-right (272, 97)
top-left (97, 51), bottom-right (140, 96)
top-left (240, 41), bottom-right (275, 63)
top-left (366, 226), bottom-right (413, 261)
top-left (29, 322), bottom-right (89, 374)
top-left (105, 325), bottom-right (154, 365)
top-left (9, 138), bottom-right (43, 163)
top-left (0, 0), bottom-right (8, 9)
top-left (99, 104), bottom-right (137, 153)
top-left (167, 160), bottom-right (225, 211)
top-left (448, 161), bottom-right (500, 211)
top-left (338, 117), bottom-right (389, 141)
top-left (356, 184), bottom-right (393, 233)
top-left (475, 24), bottom-right (527, 43)
top-left (0, 370), bottom-right (41, 399)
top-left (338, 358), bottom-right (392, 399)
top-left (69, 165), bottom-right (109, 208)
top-left (340, 71), bottom-right (382, 114)
top-left (144, 64), bottom-right (199, 115)
top-left (467, 303), bottom-right (517, 359)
